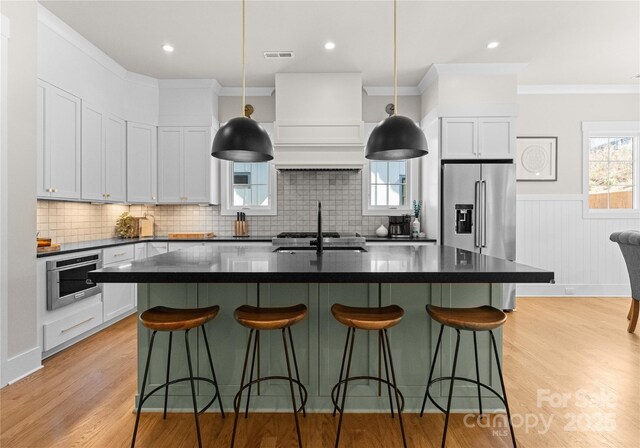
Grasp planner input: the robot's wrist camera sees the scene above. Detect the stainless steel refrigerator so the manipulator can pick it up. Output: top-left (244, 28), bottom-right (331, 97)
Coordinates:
top-left (441, 162), bottom-right (517, 310)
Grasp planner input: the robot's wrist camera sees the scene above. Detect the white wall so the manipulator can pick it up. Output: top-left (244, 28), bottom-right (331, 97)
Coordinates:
top-left (517, 93), bottom-right (640, 195)
top-left (1, 1), bottom-right (41, 387)
top-left (516, 92), bottom-right (640, 297)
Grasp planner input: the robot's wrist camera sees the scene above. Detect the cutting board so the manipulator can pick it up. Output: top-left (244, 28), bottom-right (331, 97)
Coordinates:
top-left (167, 232), bottom-right (215, 240)
top-left (37, 243), bottom-right (61, 253)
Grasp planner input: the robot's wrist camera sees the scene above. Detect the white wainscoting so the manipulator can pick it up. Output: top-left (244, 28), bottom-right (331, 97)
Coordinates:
top-left (516, 195), bottom-right (639, 297)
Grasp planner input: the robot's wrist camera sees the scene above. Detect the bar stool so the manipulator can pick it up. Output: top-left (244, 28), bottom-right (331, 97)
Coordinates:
top-left (131, 305), bottom-right (225, 448)
top-left (231, 304), bottom-right (309, 448)
top-left (330, 303), bottom-right (407, 448)
top-left (420, 304), bottom-right (516, 448)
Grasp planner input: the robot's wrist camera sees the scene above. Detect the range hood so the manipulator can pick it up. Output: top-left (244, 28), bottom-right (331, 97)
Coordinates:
top-left (273, 73), bottom-right (365, 170)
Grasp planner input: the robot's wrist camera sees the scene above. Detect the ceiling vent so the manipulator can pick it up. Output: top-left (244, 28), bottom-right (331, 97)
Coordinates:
top-left (264, 51), bottom-right (294, 59)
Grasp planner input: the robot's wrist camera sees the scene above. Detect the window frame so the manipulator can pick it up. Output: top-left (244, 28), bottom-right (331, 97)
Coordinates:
top-left (220, 160), bottom-right (278, 216)
top-left (362, 158), bottom-right (418, 216)
top-left (582, 121), bottom-right (640, 219)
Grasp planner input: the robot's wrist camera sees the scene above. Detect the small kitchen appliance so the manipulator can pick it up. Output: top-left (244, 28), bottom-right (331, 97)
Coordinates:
top-left (47, 252), bottom-right (103, 310)
top-left (388, 215), bottom-right (412, 238)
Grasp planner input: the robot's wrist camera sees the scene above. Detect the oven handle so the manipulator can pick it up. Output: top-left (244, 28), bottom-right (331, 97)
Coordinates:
top-left (48, 259), bottom-right (103, 273)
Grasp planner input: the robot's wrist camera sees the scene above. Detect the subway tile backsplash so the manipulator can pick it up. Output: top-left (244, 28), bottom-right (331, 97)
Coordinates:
top-left (37, 171), bottom-right (390, 243)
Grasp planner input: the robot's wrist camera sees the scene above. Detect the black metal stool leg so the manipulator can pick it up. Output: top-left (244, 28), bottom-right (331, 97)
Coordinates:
top-left (244, 330), bottom-right (259, 418)
top-left (384, 329), bottom-right (407, 448)
top-left (473, 331), bottom-right (483, 416)
top-left (201, 324), bottom-right (225, 418)
top-left (163, 331), bottom-right (173, 420)
top-left (184, 329), bottom-right (203, 448)
top-left (282, 328), bottom-right (303, 447)
top-left (380, 330), bottom-right (395, 418)
top-left (490, 330), bottom-right (517, 448)
top-left (332, 326), bottom-right (351, 417)
top-left (442, 329), bottom-right (461, 448)
top-left (421, 324), bottom-right (444, 416)
top-left (231, 328), bottom-right (254, 448)
top-left (131, 330), bottom-right (157, 448)
top-left (335, 327), bottom-right (355, 448)
top-left (288, 326), bottom-right (307, 417)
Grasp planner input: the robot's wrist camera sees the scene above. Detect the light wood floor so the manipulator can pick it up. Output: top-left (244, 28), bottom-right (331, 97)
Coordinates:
top-left (1, 298), bottom-right (638, 447)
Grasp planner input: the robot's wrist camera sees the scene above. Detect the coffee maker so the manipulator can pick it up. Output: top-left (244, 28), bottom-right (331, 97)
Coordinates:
top-left (388, 215), bottom-right (412, 238)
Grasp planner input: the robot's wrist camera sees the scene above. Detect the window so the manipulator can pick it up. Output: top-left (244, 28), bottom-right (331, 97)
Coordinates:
top-left (362, 159), bottom-right (417, 215)
top-left (583, 122), bottom-right (640, 218)
top-left (221, 161), bottom-right (277, 215)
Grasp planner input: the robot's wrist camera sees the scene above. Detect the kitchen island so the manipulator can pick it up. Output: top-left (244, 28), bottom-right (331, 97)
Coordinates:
top-left (89, 244), bottom-right (553, 413)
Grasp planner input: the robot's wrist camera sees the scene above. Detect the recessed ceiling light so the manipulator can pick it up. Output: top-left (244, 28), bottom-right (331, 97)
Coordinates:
top-left (487, 41), bottom-right (500, 49)
top-left (324, 42), bottom-right (336, 50)
top-left (162, 44), bottom-right (174, 53)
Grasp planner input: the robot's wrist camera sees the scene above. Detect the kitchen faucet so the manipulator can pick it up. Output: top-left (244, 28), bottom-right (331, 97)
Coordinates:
top-left (310, 201), bottom-right (323, 254)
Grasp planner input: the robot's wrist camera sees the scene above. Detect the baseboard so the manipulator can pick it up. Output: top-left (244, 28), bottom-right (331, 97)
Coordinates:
top-left (3, 346), bottom-right (43, 387)
top-left (517, 283), bottom-right (631, 297)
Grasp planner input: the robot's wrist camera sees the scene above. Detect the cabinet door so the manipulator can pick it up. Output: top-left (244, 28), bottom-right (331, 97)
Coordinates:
top-left (81, 102), bottom-right (105, 202)
top-left (134, 243), bottom-right (147, 260)
top-left (147, 242), bottom-right (168, 257)
top-left (37, 82), bottom-right (50, 198)
top-left (441, 118), bottom-right (477, 160)
top-left (183, 127), bottom-right (211, 203)
top-left (477, 117), bottom-right (515, 159)
top-left (47, 85), bottom-right (81, 199)
top-left (104, 114), bottom-right (127, 202)
top-left (127, 122), bottom-right (157, 204)
top-left (103, 282), bottom-right (135, 321)
top-left (158, 127), bottom-right (183, 203)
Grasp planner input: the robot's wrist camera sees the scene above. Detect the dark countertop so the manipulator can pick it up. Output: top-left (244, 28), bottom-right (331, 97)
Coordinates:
top-left (36, 235), bottom-right (274, 258)
top-left (88, 244), bottom-right (554, 284)
top-left (36, 235), bottom-right (437, 258)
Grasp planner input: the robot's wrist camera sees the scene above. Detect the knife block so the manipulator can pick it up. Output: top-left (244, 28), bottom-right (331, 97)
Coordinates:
top-left (234, 220), bottom-right (248, 237)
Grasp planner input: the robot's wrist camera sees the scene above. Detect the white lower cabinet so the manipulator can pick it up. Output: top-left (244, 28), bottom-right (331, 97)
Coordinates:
top-left (167, 241), bottom-right (206, 252)
top-left (147, 242), bottom-right (168, 257)
top-left (43, 299), bottom-right (103, 352)
top-left (102, 246), bottom-right (136, 322)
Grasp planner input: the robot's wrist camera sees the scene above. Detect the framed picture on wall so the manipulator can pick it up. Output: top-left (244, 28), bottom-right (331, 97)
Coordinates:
top-left (516, 137), bottom-right (558, 181)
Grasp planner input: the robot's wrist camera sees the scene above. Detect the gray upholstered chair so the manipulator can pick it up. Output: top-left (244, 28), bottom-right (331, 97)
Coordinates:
top-left (610, 230), bottom-right (640, 333)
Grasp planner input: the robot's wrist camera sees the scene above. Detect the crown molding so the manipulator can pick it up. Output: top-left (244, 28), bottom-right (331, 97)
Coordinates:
top-left (38, 4), bottom-right (127, 79)
top-left (362, 86), bottom-right (421, 96)
top-left (219, 86), bottom-right (275, 97)
top-left (518, 84), bottom-right (640, 95)
top-left (124, 71), bottom-right (158, 88)
top-left (158, 79), bottom-right (222, 93)
top-left (418, 63), bottom-right (528, 94)
top-left (1, 15), bottom-right (10, 39)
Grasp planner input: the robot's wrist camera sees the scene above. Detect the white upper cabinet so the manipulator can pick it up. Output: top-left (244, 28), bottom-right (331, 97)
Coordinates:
top-left (441, 117), bottom-right (514, 160)
top-left (81, 102), bottom-right (126, 202)
top-left (127, 122), bottom-right (158, 204)
top-left (37, 81), bottom-right (81, 200)
top-left (158, 126), bottom-right (212, 204)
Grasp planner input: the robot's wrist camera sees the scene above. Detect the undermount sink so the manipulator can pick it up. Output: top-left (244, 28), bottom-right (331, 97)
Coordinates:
top-left (273, 246), bottom-right (367, 253)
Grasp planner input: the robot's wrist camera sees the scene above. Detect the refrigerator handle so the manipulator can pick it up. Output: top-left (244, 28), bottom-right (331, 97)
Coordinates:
top-left (481, 180), bottom-right (487, 248)
top-left (474, 181), bottom-right (481, 248)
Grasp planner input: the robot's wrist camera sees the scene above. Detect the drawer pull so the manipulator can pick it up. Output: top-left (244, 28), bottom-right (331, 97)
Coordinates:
top-left (112, 252), bottom-right (127, 257)
top-left (60, 316), bottom-right (95, 334)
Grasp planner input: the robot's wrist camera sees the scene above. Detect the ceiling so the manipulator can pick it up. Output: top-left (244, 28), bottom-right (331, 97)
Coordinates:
top-left (39, 0), bottom-right (640, 87)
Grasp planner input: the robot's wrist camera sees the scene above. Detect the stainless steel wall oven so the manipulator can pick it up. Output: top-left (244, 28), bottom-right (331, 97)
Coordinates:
top-left (47, 253), bottom-right (103, 310)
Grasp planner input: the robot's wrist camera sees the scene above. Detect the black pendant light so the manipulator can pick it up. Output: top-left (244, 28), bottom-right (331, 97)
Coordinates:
top-left (212, 0), bottom-right (273, 162)
top-left (365, 0), bottom-right (427, 160)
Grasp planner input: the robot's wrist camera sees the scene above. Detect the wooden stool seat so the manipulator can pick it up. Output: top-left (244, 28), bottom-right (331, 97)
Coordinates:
top-left (426, 305), bottom-right (506, 331)
top-left (331, 303), bottom-right (404, 330)
top-left (140, 305), bottom-right (220, 331)
top-left (234, 304), bottom-right (308, 330)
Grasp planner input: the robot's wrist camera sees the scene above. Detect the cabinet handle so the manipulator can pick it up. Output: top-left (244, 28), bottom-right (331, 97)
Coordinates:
top-left (152, 196), bottom-right (156, 201)
top-left (52, 188), bottom-right (57, 193)
top-left (61, 316), bottom-right (95, 334)
top-left (112, 252), bottom-right (127, 257)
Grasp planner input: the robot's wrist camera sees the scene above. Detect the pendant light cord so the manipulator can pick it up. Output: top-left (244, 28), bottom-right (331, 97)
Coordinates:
top-left (242, 0), bottom-right (246, 117)
top-left (393, 0), bottom-right (397, 116)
